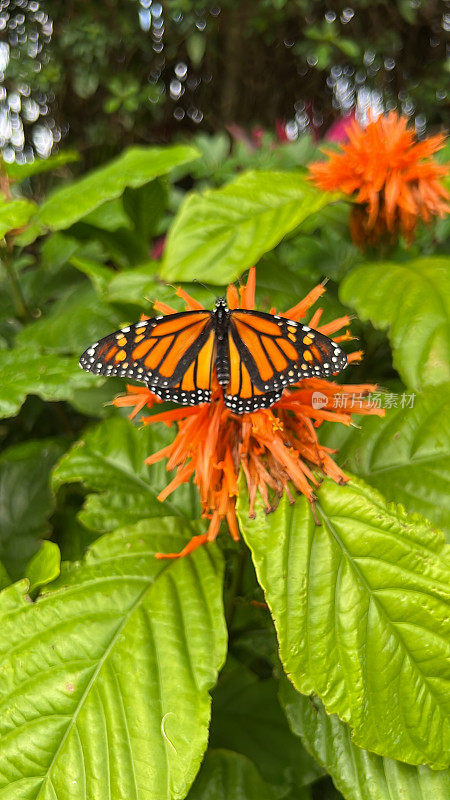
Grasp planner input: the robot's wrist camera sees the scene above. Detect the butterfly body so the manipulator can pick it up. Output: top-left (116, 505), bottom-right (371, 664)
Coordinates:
top-left (79, 298), bottom-right (347, 414)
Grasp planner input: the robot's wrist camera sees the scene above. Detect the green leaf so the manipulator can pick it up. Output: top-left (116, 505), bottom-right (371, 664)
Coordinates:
top-left (105, 271), bottom-right (220, 314)
top-left (4, 151), bottom-right (79, 182)
top-left (237, 476), bottom-right (450, 767)
top-left (24, 541), bottom-right (61, 594)
top-left (281, 680), bottom-right (450, 800)
top-left (340, 257), bottom-right (450, 390)
top-left (79, 197), bottom-right (132, 232)
top-left (70, 221), bottom-right (149, 268)
top-left (210, 659), bottom-right (323, 794)
top-left (0, 348), bottom-right (94, 419)
top-left (19, 144), bottom-right (200, 244)
top-left (0, 518), bottom-right (227, 799)
top-left (186, 33), bottom-right (206, 68)
top-left (161, 170), bottom-right (340, 283)
top-left (67, 376), bottom-right (125, 419)
top-left (105, 262), bottom-right (161, 306)
top-left (69, 256), bottom-right (115, 297)
top-left (16, 283), bottom-right (123, 355)
top-left (123, 178), bottom-right (168, 242)
top-left (324, 386), bottom-right (450, 537)
top-left (188, 750), bottom-right (280, 800)
top-left (52, 416), bottom-right (200, 532)
top-left (0, 440), bottom-right (65, 578)
top-left (39, 232), bottom-right (81, 271)
top-left (0, 195), bottom-right (37, 238)
top-left (336, 38), bottom-right (360, 59)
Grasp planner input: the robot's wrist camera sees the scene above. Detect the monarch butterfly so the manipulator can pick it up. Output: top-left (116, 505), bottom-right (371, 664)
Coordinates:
top-left (79, 298), bottom-right (347, 413)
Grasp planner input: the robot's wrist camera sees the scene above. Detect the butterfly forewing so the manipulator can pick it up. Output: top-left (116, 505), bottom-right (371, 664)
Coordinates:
top-left (79, 311), bottom-right (214, 399)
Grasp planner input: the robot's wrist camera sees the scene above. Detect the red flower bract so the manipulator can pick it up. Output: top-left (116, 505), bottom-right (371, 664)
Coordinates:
top-left (114, 268), bottom-right (384, 558)
top-left (308, 112), bottom-right (449, 247)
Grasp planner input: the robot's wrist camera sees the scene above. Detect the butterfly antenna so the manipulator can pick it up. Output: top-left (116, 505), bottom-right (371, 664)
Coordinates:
top-left (193, 279), bottom-right (217, 299)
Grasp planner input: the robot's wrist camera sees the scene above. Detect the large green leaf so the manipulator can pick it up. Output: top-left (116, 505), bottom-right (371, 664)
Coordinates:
top-left (237, 477), bottom-right (450, 767)
top-left (0, 195), bottom-right (37, 238)
top-left (161, 170), bottom-right (339, 283)
top-left (187, 750), bottom-right (280, 800)
top-left (0, 439), bottom-right (66, 579)
top-left (323, 385), bottom-right (450, 536)
top-left (340, 257), bottom-right (450, 390)
top-left (52, 416), bottom-right (199, 532)
top-left (0, 518), bottom-right (227, 799)
top-left (0, 348), bottom-right (93, 419)
top-left (281, 680), bottom-right (450, 800)
top-left (19, 144), bottom-right (199, 244)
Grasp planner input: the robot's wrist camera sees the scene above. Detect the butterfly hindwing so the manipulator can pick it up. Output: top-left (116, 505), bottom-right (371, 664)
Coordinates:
top-left (79, 311), bottom-right (214, 395)
top-left (150, 326), bottom-right (216, 405)
top-left (222, 309), bottom-right (347, 412)
top-left (222, 325), bottom-right (283, 413)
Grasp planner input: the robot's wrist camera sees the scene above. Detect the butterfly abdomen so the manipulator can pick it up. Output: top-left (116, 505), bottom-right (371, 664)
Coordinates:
top-left (213, 298), bottom-right (231, 386)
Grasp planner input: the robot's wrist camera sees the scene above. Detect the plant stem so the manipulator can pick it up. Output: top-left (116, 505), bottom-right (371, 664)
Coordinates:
top-left (1, 250), bottom-right (30, 322)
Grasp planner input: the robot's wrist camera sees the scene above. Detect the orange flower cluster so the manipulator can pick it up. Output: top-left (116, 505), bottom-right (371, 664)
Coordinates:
top-left (114, 269), bottom-right (384, 558)
top-left (309, 112), bottom-right (449, 247)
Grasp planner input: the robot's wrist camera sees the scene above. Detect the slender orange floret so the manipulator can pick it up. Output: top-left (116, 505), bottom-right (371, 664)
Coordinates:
top-left (113, 268), bottom-right (384, 558)
top-left (309, 112), bottom-right (449, 246)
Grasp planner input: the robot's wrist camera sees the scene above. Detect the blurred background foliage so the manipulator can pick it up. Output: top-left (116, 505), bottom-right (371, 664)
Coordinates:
top-left (0, 0), bottom-right (448, 167)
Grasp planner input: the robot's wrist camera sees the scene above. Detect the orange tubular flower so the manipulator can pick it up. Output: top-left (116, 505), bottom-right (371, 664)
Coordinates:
top-left (308, 112), bottom-right (449, 247)
top-left (114, 269), bottom-right (384, 559)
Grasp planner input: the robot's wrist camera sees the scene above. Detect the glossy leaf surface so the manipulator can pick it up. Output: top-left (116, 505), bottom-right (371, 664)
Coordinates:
top-left (162, 170), bottom-right (339, 283)
top-left (340, 257), bottom-right (450, 390)
top-left (0, 519), bottom-right (226, 800)
top-left (19, 145), bottom-right (199, 243)
top-left (323, 385), bottom-right (450, 536)
top-left (238, 477), bottom-right (450, 767)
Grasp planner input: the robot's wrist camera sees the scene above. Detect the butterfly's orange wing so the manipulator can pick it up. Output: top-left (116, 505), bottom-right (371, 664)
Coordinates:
top-left (79, 310), bottom-right (216, 405)
top-left (222, 310), bottom-right (347, 413)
